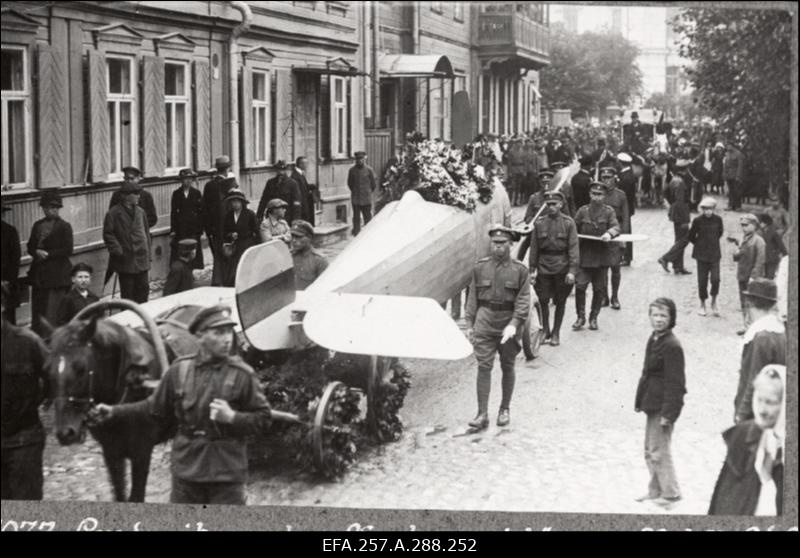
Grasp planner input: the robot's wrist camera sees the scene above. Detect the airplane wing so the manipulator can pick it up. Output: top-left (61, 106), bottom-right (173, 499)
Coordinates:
top-left (108, 286), bottom-right (239, 329)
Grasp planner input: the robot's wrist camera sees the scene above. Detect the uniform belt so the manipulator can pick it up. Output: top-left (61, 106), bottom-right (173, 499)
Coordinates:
top-left (180, 426), bottom-right (220, 439)
top-left (478, 302), bottom-right (515, 311)
top-left (538, 249), bottom-right (566, 255)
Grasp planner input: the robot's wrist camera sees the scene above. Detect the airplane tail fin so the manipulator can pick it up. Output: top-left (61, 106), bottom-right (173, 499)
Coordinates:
top-left (235, 240), bottom-right (296, 332)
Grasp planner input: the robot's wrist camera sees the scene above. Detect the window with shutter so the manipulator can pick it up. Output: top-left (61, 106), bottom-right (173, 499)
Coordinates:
top-left (141, 55), bottom-right (165, 177)
top-left (88, 50), bottom-right (110, 183)
top-left (330, 75), bottom-right (348, 159)
top-left (165, 61), bottom-right (191, 172)
top-left (107, 55), bottom-right (139, 178)
top-left (36, 44), bottom-right (69, 188)
top-left (275, 69), bottom-right (293, 164)
top-left (193, 60), bottom-right (212, 170)
top-left (1, 45), bottom-right (32, 189)
top-left (251, 70), bottom-right (271, 165)
top-left (240, 47), bottom-right (274, 168)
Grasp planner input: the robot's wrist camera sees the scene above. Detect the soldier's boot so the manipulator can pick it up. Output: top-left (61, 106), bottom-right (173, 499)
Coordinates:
top-left (611, 271), bottom-right (621, 309)
top-left (572, 290), bottom-right (586, 330)
top-left (540, 299), bottom-right (552, 343)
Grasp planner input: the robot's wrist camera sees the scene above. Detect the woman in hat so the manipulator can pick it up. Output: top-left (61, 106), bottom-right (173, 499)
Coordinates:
top-left (259, 198), bottom-right (291, 244)
top-left (170, 168), bottom-right (204, 270)
top-left (27, 189), bottom-right (73, 335)
top-left (221, 187), bottom-right (259, 287)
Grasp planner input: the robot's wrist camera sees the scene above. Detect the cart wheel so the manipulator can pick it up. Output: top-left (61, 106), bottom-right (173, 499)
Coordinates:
top-left (366, 356), bottom-right (391, 442)
top-left (312, 380), bottom-right (346, 472)
top-left (522, 300), bottom-right (543, 361)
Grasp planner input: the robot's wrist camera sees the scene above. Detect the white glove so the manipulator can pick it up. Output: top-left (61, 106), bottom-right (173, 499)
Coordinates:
top-left (501, 324), bottom-right (516, 344)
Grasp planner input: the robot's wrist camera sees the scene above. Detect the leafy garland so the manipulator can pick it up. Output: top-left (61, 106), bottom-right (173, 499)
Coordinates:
top-left (381, 133), bottom-right (499, 212)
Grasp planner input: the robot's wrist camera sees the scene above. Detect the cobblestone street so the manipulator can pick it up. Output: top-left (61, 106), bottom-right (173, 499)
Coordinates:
top-left (42, 197), bottom-right (780, 515)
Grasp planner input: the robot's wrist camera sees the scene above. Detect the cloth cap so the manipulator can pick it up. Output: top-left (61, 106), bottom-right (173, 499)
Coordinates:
top-left (71, 262), bottom-right (93, 275)
top-left (488, 224), bottom-right (520, 242)
top-left (122, 165), bottom-right (142, 177)
top-left (189, 304), bottom-right (237, 334)
top-left (267, 198), bottom-right (289, 210)
top-left (179, 168), bottom-right (197, 179)
top-left (354, 151), bottom-right (367, 158)
top-left (743, 278), bottom-right (778, 302)
top-left (544, 191), bottom-right (566, 203)
top-left (290, 220), bottom-right (314, 238)
top-left (740, 213), bottom-right (759, 226)
top-left (589, 181), bottom-right (606, 194)
top-left (224, 188), bottom-right (248, 204)
top-left (215, 155), bottom-right (231, 168)
top-left (40, 189), bottom-right (64, 207)
top-left (699, 197), bottom-right (717, 208)
top-left (178, 238), bottom-right (198, 250)
top-left (616, 152), bottom-right (633, 164)
top-left (600, 166), bottom-right (617, 178)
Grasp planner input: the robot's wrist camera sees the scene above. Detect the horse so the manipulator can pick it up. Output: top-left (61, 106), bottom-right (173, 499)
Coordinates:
top-left (47, 301), bottom-right (194, 502)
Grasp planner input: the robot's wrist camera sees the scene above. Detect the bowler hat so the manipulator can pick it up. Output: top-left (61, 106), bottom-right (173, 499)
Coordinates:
top-left (488, 224), bottom-right (520, 242)
top-left (189, 304), bottom-right (237, 334)
top-left (290, 220), bottom-right (315, 238)
top-left (179, 168), bottom-right (197, 179)
top-left (40, 189), bottom-right (63, 207)
top-left (215, 155), bottom-right (231, 169)
top-left (224, 188), bottom-right (248, 205)
top-left (742, 278), bottom-right (778, 302)
top-left (274, 160), bottom-right (288, 170)
top-left (122, 165), bottom-right (142, 177)
top-left (267, 198), bottom-right (289, 211)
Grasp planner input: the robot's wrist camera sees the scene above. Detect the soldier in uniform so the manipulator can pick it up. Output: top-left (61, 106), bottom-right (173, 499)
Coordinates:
top-left (1, 284), bottom-right (49, 500)
top-left (600, 168), bottom-right (630, 310)
top-left (290, 220), bottom-right (329, 291)
top-left (94, 305), bottom-right (272, 505)
top-left (465, 225), bottom-right (530, 430)
top-left (529, 191), bottom-right (579, 347)
top-left (572, 182), bottom-right (620, 331)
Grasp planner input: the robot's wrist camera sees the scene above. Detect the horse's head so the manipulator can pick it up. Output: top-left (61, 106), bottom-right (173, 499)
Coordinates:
top-left (47, 316), bottom-right (105, 445)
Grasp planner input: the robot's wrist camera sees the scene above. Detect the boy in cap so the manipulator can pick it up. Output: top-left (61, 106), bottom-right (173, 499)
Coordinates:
top-left (103, 181), bottom-right (151, 303)
top-left (688, 197), bottom-right (724, 316)
top-left (290, 220), bottom-right (328, 290)
top-left (56, 262), bottom-right (99, 325)
top-left (259, 199), bottom-right (291, 244)
top-left (1, 201), bottom-right (21, 324)
top-left (108, 166), bottom-right (158, 229)
top-left (27, 189), bottom-right (73, 335)
top-left (732, 279), bottom-right (785, 424)
top-left (465, 225), bottom-right (530, 429)
top-left (348, 151), bottom-right (377, 236)
top-left (730, 214), bottom-right (766, 333)
top-left (163, 239), bottom-right (198, 296)
top-left (94, 304), bottom-right (272, 505)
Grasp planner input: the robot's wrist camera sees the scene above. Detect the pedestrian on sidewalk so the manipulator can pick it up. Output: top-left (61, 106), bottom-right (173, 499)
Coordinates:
top-left (634, 297), bottom-right (686, 508)
top-left (202, 156), bottom-right (235, 286)
top-left (709, 364), bottom-right (785, 516)
top-left (723, 143), bottom-right (745, 211)
top-left (688, 197), bottom-right (724, 316)
top-left (658, 161), bottom-right (692, 275)
top-left (221, 188), bottom-right (259, 288)
top-left (465, 225), bottom-right (530, 430)
top-left (756, 213), bottom-right (787, 280)
top-left (732, 279), bottom-right (785, 425)
top-left (348, 152), bottom-right (377, 236)
top-left (103, 182), bottom-right (151, 304)
top-left (730, 214), bottom-right (766, 334)
top-left (170, 168), bottom-right (204, 270)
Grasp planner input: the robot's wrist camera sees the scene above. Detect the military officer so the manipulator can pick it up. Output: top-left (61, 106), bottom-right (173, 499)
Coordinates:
top-left (465, 225), bottom-right (531, 430)
top-left (290, 220), bottom-right (329, 290)
top-left (600, 167), bottom-right (630, 310)
top-left (529, 191), bottom-right (579, 346)
top-left (517, 169), bottom-right (570, 260)
top-left (95, 305), bottom-right (272, 505)
top-left (572, 182), bottom-right (621, 331)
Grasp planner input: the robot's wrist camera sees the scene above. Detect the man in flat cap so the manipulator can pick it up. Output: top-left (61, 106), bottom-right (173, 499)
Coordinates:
top-left (465, 225), bottom-right (530, 430)
top-left (528, 191), bottom-right (578, 347)
top-left (202, 155), bottom-right (236, 286)
top-left (94, 304), bottom-right (271, 504)
top-left (257, 160), bottom-right (302, 225)
top-left (108, 166), bottom-right (158, 229)
top-left (28, 189), bottom-right (73, 335)
top-left (572, 182), bottom-right (620, 331)
top-left (348, 151), bottom-right (377, 236)
top-left (103, 181), bottom-right (151, 303)
top-left (163, 239), bottom-right (197, 296)
top-left (290, 220), bottom-right (328, 291)
top-left (170, 168), bottom-right (204, 271)
top-left (600, 168), bottom-right (629, 310)
top-left (1, 201), bottom-right (21, 324)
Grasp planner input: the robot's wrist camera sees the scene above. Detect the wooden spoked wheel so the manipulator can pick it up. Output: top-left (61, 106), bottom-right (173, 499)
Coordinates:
top-left (311, 380), bottom-right (346, 472)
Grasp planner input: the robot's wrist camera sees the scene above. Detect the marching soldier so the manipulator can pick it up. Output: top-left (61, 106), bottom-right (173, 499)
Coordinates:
top-left (517, 169), bottom-right (569, 260)
top-left (572, 182), bottom-right (621, 331)
top-left (529, 191), bottom-right (579, 347)
top-left (465, 225), bottom-right (530, 430)
top-left (94, 305), bottom-right (272, 505)
top-left (600, 168), bottom-right (630, 310)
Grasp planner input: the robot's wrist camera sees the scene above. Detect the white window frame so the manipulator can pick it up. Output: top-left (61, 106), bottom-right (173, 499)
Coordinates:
top-left (164, 60), bottom-right (192, 173)
top-left (330, 75), bottom-right (349, 159)
top-left (1, 44), bottom-right (32, 190)
top-left (431, 1), bottom-right (443, 14)
top-left (106, 55), bottom-right (138, 180)
top-left (453, 3), bottom-right (464, 21)
top-left (251, 69), bottom-right (272, 166)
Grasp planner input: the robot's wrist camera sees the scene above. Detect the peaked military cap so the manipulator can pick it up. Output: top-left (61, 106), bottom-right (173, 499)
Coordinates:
top-left (550, 161), bottom-right (567, 171)
top-left (122, 165), bottom-right (142, 177)
top-left (290, 220), bottom-right (314, 238)
top-left (589, 181), bottom-right (607, 194)
top-left (545, 191), bottom-right (566, 203)
top-left (488, 224), bottom-right (520, 242)
top-left (616, 152), bottom-right (633, 164)
top-left (538, 169), bottom-right (555, 179)
top-left (179, 168), bottom-right (197, 179)
top-left (354, 151), bottom-right (367, 158)
top-left (189, 304), bottom-right (237, 334)
top-left (599, 166), bottom-right (617, 178)
top-left (178, 238), bottom-right (198, 249)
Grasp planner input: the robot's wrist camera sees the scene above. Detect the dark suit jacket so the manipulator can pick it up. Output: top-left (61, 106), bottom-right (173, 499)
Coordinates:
top-left (109, 189), bottom-right (158, 228)
top-left (571, 169), bottom-right (593, 210)
top-left (223, 209), bottom-right (260, 260)
top-left (291, 169), bottom-right (317, 224)
top-left (56, 287), bottom-right (99, 326)
top-left (170, 186), bottom-right (204, 239)
top-left (27, 217), bottom-right (73, 289)
top-left (617, 168), bottom-right (637, 217)
top-left (258, 175), bottom-right (302, 224)
top-left (202, 174), bottom-right (233, 241)
top-left (634, 330), bottom-right (686, 423)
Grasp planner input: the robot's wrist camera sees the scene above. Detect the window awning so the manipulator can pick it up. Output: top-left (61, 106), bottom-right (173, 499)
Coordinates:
top-left (293, 57), bottom-right (368, 76)
top-left (379, 54), bottom-right (454, 78)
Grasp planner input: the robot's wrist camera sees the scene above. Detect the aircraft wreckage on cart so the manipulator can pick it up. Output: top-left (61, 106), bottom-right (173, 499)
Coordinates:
top-left (68, 184), bottom-right (545, 479)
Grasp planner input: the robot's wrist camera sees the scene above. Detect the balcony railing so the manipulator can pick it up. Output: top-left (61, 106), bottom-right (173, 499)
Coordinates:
top-left (478, 13), bottom-right (550, 62)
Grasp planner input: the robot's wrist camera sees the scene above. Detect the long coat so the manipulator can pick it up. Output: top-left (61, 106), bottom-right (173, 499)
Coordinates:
top-left (109, 189), bottom-right (158, 228)
top-left (571, 169), bottom-right (593, 211)
top-left (634, 330), bottom-right (686, 423)
top-left (221, 208), bottom-right (259, 287)
top-left (291, 169), bottom-right (317, 225)
top-left (201, 174), bottom-right (233, 242)
top-left (103, 204), bottom-right (151, 274)
top-left (347, 164), bottom-right (377, 206)
top-left (170, 186), bottom-right (204, 269)
top-left (27, 217), bottom-right (73, 289)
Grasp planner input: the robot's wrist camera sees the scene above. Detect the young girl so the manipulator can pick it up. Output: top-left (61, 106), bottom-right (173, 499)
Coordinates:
top-left (634, 297), bottom-right (687, 508)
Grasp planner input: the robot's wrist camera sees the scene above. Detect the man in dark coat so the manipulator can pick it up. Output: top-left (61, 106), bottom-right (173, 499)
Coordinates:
top-left (103, 182), bottom-right (151, 303)
top-left (546, 139), bottom-right (571, 166)
top-left (163, 239), bottom-right (197, 296)
top-left (202, 155), bottom-right (236, 286)
top-left (1, 284), bottom-right (49, 500)
top-left (1, 202), bottom-right (21, 324)
top-left (291, 156), bottom-right (318, 225)
top-left (571, 155), bottom-right (594, 211)
top-left (257, 160), bottom-right (302, 225)
top-left (688, 197), bottom-right (724, 316)
top-left (170, 168), bottom-right (204, 270)
top-left (617, 153), bottom-right (643, 264)
top-left (658, 161), bottom-right (692, 275)
top-left (27, 189), bottom-right (73, 336)
top-left (108, 166), bottom-right (158, 229)
top-left (221, 188), bottom-right (260, 288)
top-left (348, 151), bottom-right (377, 236)
top-left (723, 143), bottom-right (746, 211)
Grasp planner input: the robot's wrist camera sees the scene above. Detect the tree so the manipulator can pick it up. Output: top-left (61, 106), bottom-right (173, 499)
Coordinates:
top-left (644, 91), bottom-right (704, 122)
top-left (672, 8), bottom-right (792, 186)
top-left (541, 26), bottom-right (642, 115)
